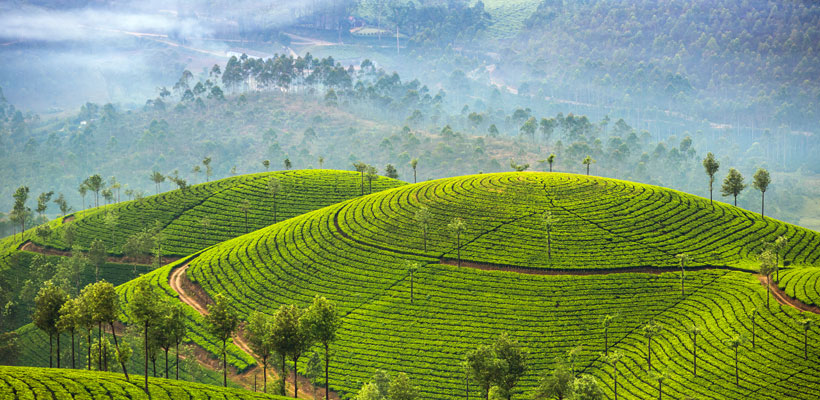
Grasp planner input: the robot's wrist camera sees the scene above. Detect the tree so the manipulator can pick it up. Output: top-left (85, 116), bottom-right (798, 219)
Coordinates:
top-left (510, 160), bottom-right (529, 172)
top-left (150, 172), bottom-right (165, 195)
top-left (166, 302), bottom-right (187, 380)
top-left (406, 262), bottom-right (420, 303)
top-left (304, 296), bottom-right (342, 400)
top-left (365, 165), bottom-right (378, 193)
top-left (78, 184), bottom-right (88, 211)
top-left (448, 217), bottom-right (467, 267)
top-left (410, 158), bottom-right (419, 183)
top-left (542, 211), bottom-right (558, 260)
top-left (36, 191), bottom-right (54, 221)
top-left (268, 177), bottom-right (281, 224)
top-left (702, 152), bottom-right (720, 206)
top-left (385, 164), bottom-right (399, 179)
top-left (53, 193), bottom-right (71, 217)
top-left (759, 249), bottom-right (776, 307)
top-left (87, 281), bottom-right (128, 380)
top-left (284, 157), bottom-right (292, 170)
top-left (687, 325), bottom-right (702, 376)
top-left (725, 335), bottom-right (746, 385)
top-left (546, 153), bottom-right (556, 172)
top-left (129, 279), bottom-right (161, 392)
top-left (354, 162), bottom-right (368, 195)
top-left (582, 156), bottom-right (595, 175)
top-left (414, 206), bottom-right (432, 252)
top-left (520, 117), bottom-right (537, 142)
top-left (493, 333), bottom-right (528, 400)
top-left (11, 186), bottom-right (30, 237)
top-left (752, 168), bottom-right (771, 217)
top-left (601, 315), bottom-right (616, 355)
top-left (389, 372), bottom-right (418, 400)
top-left (773, 236), bottom-right (788, 281)
top-left (649, 370), bottom-right (669, 399)
top-left (85, 175), bottom-right (104, 208)
top-left (721, 168), bottom-right (746, 206)
top-left (601, 351), bottom-right (624, 400)
top-left (239, 199), bottom-right (251, 234)
top-left (33, 281), bottom-right (68, 368)
top-left (89, 239), bottom-right (106, 283)
top-left (796, 317), bottom-right (815, 360)
top-left (57, 297), bottom-right (81, 369)
top-left (675, 253), bottom-right (689, 296)
top-left (204, 293), bottom-right (239, 387)
top-left (571, 374), bottom-right (603, 400)
top-left (464, 344), bottom-right (498, 400)
top-left (318, 156), bottom-right (325, 168)
top-left (74, 291), bottom-right (94, 370)
top-left (642, 321), bottom-right (662, 370)
top-left (246, 312), bottom-right (275, 393)
top-left (203, 157), bottom-right (213, 182)
top-left (534, 358), bottom-right (573, 400)
top-left (262, 159), bottom-right (270, 171)
top-left (271, 304), bottom-right (302, 396)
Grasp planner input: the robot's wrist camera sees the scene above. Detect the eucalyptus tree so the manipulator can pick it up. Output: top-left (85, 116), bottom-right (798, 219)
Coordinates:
top-left (353, 161), bottom-right (368, 194)
top-left (546, 153), bottom-right (556, 172)
top-left (448, 217), bottom-right (467, 267)
top-left (109, 177), bottom-right (121, 203)
top-left (752, 168), bottom-right (771, 217)
top-left (759, 250), bottom-right (776, 307)
top-left (642, 321), bottom-right (663, 370)
top-left (203, 157), bottom-right (213, 182)
top-left (205, 293), bottom-right (239, 387)
top-left (88, 239), bottom-right (106, 282)
top-left (687, 325), bottom-right (702, 376)
top-left (150, 171), bottom-right (165, 195)
top-left (676, 253), bottom-right (689, 296)
top-left (542, 211), bottom-right (558, 260)
top-left (85, 174), bottom-right (104, 208)
top-left (78, 184), bottom-right (88, 210)
top-left (796, 317), bottom-right (815, 360)
top-left (602, 351), bottom-right (624, 400)
top-left (318, 156), bottom-right (325, 168)
top-left (271, 304), bottom-right (307, 396)
top-left (192, 165), bottom-right (202, 183)
top-left (246, 312), bottom-right (275, 393)
top-left (774, 236), bottom-right (788, 281)
top-left (283, 157), bottom-right (292, 170)
top-left (365, 165), bottom-right (378, 193)
top-left (304, 295), bottom-right (342, 400)
top-left (493, 333), bottom-right (528, 400)
top-left (129, 279), bottom-right (162, 391)
top-left (464, 344), bottom-right (497, 400)
top-left (36, 191), bottom-right (54, 221)
top-left (649, 369), bottom-right (670, 399)
top-left (406, 262), bottom-right (420, 303)
top-left (268, 177), bottom-right (281, 223)
top-left (167, 302), bottom-right (187, 380)
top-left (582, 156), bottom-right (595, 175)
top-left (262, 159), bottom-right (270, 171)
top-left (239, 199), bottom-right (251, 234)
top-left (601, 314), bottom-right (616, 355)
top-left (721, 168), bottom-right (746, 206)
top-left (57, 297), bottom-right (80, 368)
top-left (410, 158), bottom-right (419, 183)
top-left (53, 193), bottom-right (71, 217)
top-left (12, 186), bottom-right (30, 237)
top-left (725, 335), bottom-right (746, 385)
top-left (702, 152), bottom-right (720, 206)
top-left (88, 281), bottom-right (128, 379)
top-left (414, 206), bottom-right (432, 251)
top-left (33, 281), bottom-right (68, 368)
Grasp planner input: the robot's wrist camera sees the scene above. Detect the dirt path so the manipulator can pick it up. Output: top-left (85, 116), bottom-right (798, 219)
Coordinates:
top-left (18, 240), bottom-right (180, 266)
top-left (759, 275), bottom-right (820, 314)
top-left (169, 262), bottom-right (338, 399)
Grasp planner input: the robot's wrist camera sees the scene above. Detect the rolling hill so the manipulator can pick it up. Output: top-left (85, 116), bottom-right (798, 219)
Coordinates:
top-left (55, 171), bottom-right (815, 399)
top-left (0, 365), bottom-right (284, 399)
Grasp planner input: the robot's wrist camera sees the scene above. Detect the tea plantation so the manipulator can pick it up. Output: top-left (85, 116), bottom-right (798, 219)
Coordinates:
top-left (0, 365), bottom-right (285, 399)
top-left (12, 172), bottom-right (820, 399)
top-left (175, 172), bottom-right (820, 399)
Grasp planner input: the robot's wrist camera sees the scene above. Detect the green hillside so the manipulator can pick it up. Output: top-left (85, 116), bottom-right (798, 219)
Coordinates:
top-left (779, 267), bottom-right (820, 307)
top-left (0, 365), bottom-right (283, 399)
top-left (82, 171), bottom-right (816, 399)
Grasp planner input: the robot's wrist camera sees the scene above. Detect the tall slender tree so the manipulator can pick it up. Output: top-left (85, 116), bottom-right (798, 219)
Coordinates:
top-left (546, 153), bottom-right (556, 172)
top-left (642, 321), bottom-right (663, 370)
top-left (542, 211), bottom-right (558, 260)
top-left (84, 175), bottom-right (104, 208)
top-left (702, 152), bottom-right (720, 206)
top-left (129, 279), bottom-right (161, 391)
top-left (33, 281), bottom-right (68, 368)
top-left (36, 191), bottom-right (54, 222)
top-left (89, 281), bottom-right (128, 380)
top-left (687, 325), bottom-right (701, 376)
top-left (773, 236), bottom-right (788, 281)
top-left (305, 296), bottom-right (342, 400)
top-left (721, 168), bottom-right (746, 207)
top-left (203, 157), bottom-right (213, 182)
top-left (752, 168), bottom-right (771, 217)
top-left (448, 218), bottom-right (467, 267)
top-left (268, 177), bottom-right (281, 224)
top-left (150, 172), bottom-right (165, 195)
top-left (749, 307), bottom-right (758, 349)
top-left (759, 250), bottom-right (776, 307)
top-left (354, 162), bottom-right (367, 195)
top-left (414, 206), bottom-right (432, 252)
top-left (649, 370), bottom-right (669, 400)
top-left (725, 335), bottom-right (746, 385)
top-left (78, 184), bottom-right (88, 211)
top-left (239, 200), bottom-right (251, 234)
top-left (57, 297), bottom-right (81, 369)
top-left (246, 312), bottom-right (275, 393)
top-left (582, 155), bottom-right (595, 175)
top-left (601, 314), bottom-right (616, 355)
top-left (205, 293), bottom-right (239, 387)
top-left (12, 186), bottom-right (30, 237)
top-left (796, 317), bottom-right (815, 360)
top-left (410, 158), bottom-right (419, 183)
top-left (601, 351), bottom-right (624, 400)
top-left (167, 302), bottom-right (187, 380)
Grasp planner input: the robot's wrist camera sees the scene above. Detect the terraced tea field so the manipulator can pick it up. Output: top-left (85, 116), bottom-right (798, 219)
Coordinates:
top-left (0, 366), bottom-right (283, 399)
top-left (14, 172), bottom-right (820, 399)
top-left (779, 267), bottom-right (820, 307)
top-left (174, 172), bottom-right (820, 398)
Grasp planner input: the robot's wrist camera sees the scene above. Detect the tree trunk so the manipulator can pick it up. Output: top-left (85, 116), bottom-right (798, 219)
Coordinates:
top-left (98, 323), bottom-right (102, 371)
top-left (144, 322), bottom-right (149, 392)
top-left (293, 356), bottom-right (299, 398)
top-left (325, 343), bottom-right (330, 400)
top-left (57, 332), bottom-right (61, 368)
top-left (110, 322), bottom-right (129, 381)
top-left (586, 164), bottom-right (590, 175)
top-left (709, 180), bottom-right (713, 206)
top-left (87, 333), bottom-right (91, 370)
top-left (165, 348), bottom-right (169, 378)
top-left (71, 330), bottom-right (76, 369)
top-left (761, 191), bottom-right (765, 218)
top-left (263, 356), bottom-right (268, 393)
top-left (222, 340), bottom-right (227, 387)
top-left (49, 333), bottom-right (53, 368)
top-left (176, 341), bottom-right (180, 380)
top-left (734, 194), bottom-right (737, 207)
top-left (413, 169), bottom-right (417, 183)
top-left (281, 354), bottom-right (287, 396)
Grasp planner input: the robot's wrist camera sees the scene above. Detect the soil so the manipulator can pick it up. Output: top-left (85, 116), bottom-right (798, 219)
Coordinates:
top-left (169, 262), bottom-right (340, 399)
top-left (759, 275), bottom-right (820, 314)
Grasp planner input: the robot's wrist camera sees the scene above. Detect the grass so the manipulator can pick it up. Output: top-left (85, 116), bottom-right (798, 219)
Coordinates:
top-left (0, 365), bottom-right (285, 399)
top-left (15, 172), bottom-right (820, 398)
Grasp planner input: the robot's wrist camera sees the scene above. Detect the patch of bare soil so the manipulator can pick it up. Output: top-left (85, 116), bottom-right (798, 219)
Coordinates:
top-left (759, 275), bottom-right (820, 314)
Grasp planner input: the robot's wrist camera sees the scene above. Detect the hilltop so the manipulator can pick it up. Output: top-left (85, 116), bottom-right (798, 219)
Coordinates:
top-left (25, 171), bottom-right (814, 399)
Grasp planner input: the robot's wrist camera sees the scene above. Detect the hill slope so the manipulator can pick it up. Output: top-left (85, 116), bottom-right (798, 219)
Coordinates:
top-left (176, 172), bottom-right (820, 398)
top-left (0, 365), bottom-right (283, 399)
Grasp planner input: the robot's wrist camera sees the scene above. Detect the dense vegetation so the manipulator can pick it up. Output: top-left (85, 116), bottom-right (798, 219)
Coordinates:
top-left (0, 365), bottom-right (283, 399)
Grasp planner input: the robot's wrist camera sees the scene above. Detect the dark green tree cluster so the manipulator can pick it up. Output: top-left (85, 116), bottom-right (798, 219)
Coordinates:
top-left (464, 333), bottom-right (528, 400)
